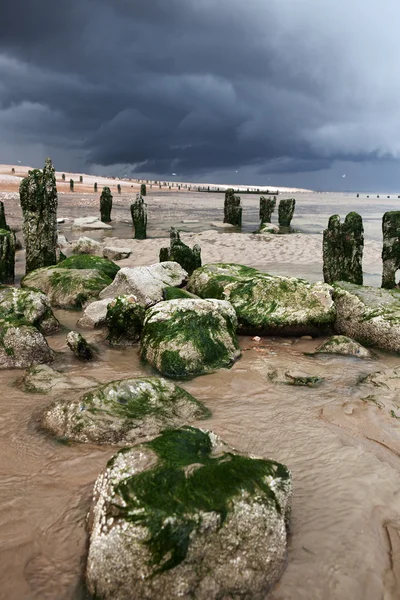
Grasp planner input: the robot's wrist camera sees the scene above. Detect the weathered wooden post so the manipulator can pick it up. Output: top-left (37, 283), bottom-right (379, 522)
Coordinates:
top-left (141, 184), bottom-right (147, 196)
top-left (382, 211), bottom-right (400, 288)
top-left (323, 212), bottom-right (364, 285)
top-left (100, 187), bottom-right (113, 222)
top-left (224, 188), bottom-right (242, 227)
top-left (131, 194), bottom-right (147, 239)
top-left (278, 198), bottom-right (296, 227)
top-left (259, 196), bottom-right (276, 225)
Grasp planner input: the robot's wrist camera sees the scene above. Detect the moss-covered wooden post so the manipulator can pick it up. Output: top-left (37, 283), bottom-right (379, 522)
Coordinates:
top-left (19, 157), bottom-right (58, 274)
top-left (0, 229), bottom-right (15, 283)
top-left (159, 228), bottom-right (201, 275)
top-left (224, 188), bottom-right (242, 227)
top-left (62, 173), bottom-right (65, 181)
top-left (117, 184), bottom-right (121, 194)
top-left (382, 211), bottom-right (400, 288)
top-left (131, 194), bottom-right (147, 239)
top-left (259, 196), bottom-right (276, 225)
top-left (80, 175), bottom-right (83, 183)
top-left (278, 198), bottom-right (296, 227)
top-left (70, 179), bottom-right (74, 191)
top-left (323, 212), bottom-right (364, 285)
top-left (141, 183), bottom-right (147, 196)
top-left (100, 187), bottom-right (113, 223)
top-left (94, 182), bottom-right (98, 192)
top-left (0, 201), bottom-right (8, 231)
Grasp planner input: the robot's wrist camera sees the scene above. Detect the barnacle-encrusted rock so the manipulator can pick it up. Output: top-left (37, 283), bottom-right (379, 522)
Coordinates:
top-left (100, 187), bottom-right (113, 223)
top-left (382, 211), bottom-right (400, 289)
top-left (0, 286), bottom-right (59, 333)
top-left (0, 228), bottom-right (15, 283)
top-left (20, 158), bottom-right (58, 273)
top-left (130, 194), bottom-right (147, 239)
top-left (66, 331), bottom-right (95, 360)
top-left (188, 263), bottom-right (336, 335)
top-left (0, 319), bottom-right (53, 369)
top-left (43, 379), bottom-right (210, 444)
top-left (323, 213), bottom-right (364, 285)
top-left (86, 427), bottom-right (292, 600)
top-left (333, 282), bottom-right (400, 352)
top-left (278, 198), bottom-right (295, 227)
top-left (223, 188), bottom-right (242, 227)
top-left (99, 262), bottom-right (188, 306)
top-left (315, 335), bottom-right (372, 358)
top-left (140, 298), bottom-right (240, 378)
top-left (159, 229), bottom-right (201, 276)
top-left (106, 296), bottom-right (146, 346)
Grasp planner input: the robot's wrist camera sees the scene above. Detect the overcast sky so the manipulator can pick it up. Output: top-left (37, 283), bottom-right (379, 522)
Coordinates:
top-left (1, 0), bottom-right (399, 191)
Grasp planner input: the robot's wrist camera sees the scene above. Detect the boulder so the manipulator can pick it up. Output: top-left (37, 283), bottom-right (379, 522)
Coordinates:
top-left (334, 282), bottom-right (400, 352)
top-left (106, 296), bottom-right (146, 346)
top-left (86, 427), bottom-right (292, 600)
top-left (188, 263), bottom-right (336, 335)
top-left (258, 223), bottom-right (280, 235)
top-left (102, 247), bottom-right (132, 261)
top-left (0, 286), bottom-right (59, 333)
top-left (21, 364), bottom-right (97, 393)
top-left (77, 297), bottom-right (114, 328)
top-left (99, 262), bottom-right (188, 306)
top-left (21, 267), bottom-right (112, 308)
top-left (0, 319), bottom-right (53, 368)
top-left (314, 335), bottom-right (372, 358)
top-left (72, 216), bottom-right (112, 230)
top-left (43, 379), bottom-right (210, 444)
top-left (66, 331), bottom-right (95, 360)
top-left (140, 298), bottom-right (240, 378)
top-left (57, 254), bottom-right (120, 280)
top-left (72, 236), bottom-right (102, 255)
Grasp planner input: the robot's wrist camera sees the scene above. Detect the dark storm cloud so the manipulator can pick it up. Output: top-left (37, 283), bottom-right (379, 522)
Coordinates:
top-left (1, 0), bottom-right (400, 185)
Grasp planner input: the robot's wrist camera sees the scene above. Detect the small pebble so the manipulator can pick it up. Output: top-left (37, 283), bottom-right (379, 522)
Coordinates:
top-left (252, 336), bottom-right (261, 342)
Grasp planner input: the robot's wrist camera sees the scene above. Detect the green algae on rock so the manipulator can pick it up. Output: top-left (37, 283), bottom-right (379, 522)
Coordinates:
top-left (0, 228), bottom-right (15, 284)
top-left (381, 211), bottom-right (400, 289)
top-left (20, 157), bottom-right (58, 274)
top-left (163, 286), bottom-right (199, 300)
top-left (278, 198), bottom-right (296, 227)
top-left (140, 298), bottom-right (241, 378)
top-left (159, 229), bottom-right (201, 276)
top-left (21, 267), bottom-right (112, 309)
top-left (223, 188), bottom-right (242, 227)
top-left (0, 318), bottom-right (53, 369)
top-left (86, 426), bottom-right (292, 600)
top-left (106, 295), bottom-right (146, 346)
top-left (131, 194), bottom-right (147, 239)
top-left (21, 364), bottom-right (97, 393)
top-left (0, 286), bottom-right (60, 334)
top-left (314, 335), bottom-right (372, 358)
top-left (57, 254), bottom-right (120, 280)
top-left (43, 379), bottom-right (210, 445)
top-left (323, 213), bottom-right (364, 285)
top-left (188, 263), bottom-right (336, 336)
top-left (334, 281), bottom-right (400, 352)
top-left (66, 331), bottom-right (95, 360)
top-left (284, 371), bottom-right (324, 387)
top-left (100, 187), bottom-right (113, 223)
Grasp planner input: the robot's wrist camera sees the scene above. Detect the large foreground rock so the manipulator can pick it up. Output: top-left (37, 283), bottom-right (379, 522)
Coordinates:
top-left (0, 286), bottom-right (59, 333)
top-left (43, 378), bottom-right (210, 444)
top-left (99, 262), bottom-right (188, 306)
top-left (334, 282), bottom-right (400, 352)
top-left (188, 263), bottom-right (336, 335)
top-left (86, 427), bottom-right (292, 600)
top-left (140, 298), bottom-right (240, 378)
top-left (0, 320), bottom-right (53, 368)
top-left (21, 267), bottom-right (112, 308)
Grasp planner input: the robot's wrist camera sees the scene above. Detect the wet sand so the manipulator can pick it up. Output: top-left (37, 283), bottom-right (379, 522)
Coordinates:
top-left (1, 185), bottom-right (400, 599)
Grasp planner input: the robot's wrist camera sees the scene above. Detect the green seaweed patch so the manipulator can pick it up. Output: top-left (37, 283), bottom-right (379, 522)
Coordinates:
top-left (113, 427), bottom-right (289, 575)
top-left (162, 287), bottom-right (199, 301)
top-left (57, 254), bottom-right (120, 280)
top-left (106, 297), bottom-right (146, 345)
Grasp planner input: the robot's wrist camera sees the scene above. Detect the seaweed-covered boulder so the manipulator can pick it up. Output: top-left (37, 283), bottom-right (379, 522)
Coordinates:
top-left (72, 237), bottom-right (102, 255)
top-left (0, 286), bottom-right (59, 333)
top-left (0, 319), bottom-right (53, 368)
top-left (57, 254), bottom-right (120, 280)
top-left (21, 267), bottom-right (112, 309)
top-left (188, 263), bottom-right (336, 335)
top-left (21, 364), bottom-right (97, 393)
top-left (86, 427), bottom-right (292, 600)
top-left (77, 297), bottom-right (114, 328)
top-left (334, 282), bottom-right (400, 352)
top-left (159, 229), bottom-right (201, 276)
top-left (315, 335), bottom-right (372, 358)
top-left (99, 262), bottom-right (188, 306)
top-left (66, 331), bottom-right (95, 360)
top-left (106, 296), bottom-right (146, 346)
top-left (43, 379), bottom-right (210, 444)
top-left (140, 298), bottom-right (240, 378)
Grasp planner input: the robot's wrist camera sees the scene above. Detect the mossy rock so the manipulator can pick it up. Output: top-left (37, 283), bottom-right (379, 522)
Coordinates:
top-left (188, 263), bottom-right (336, 335)
top-left (140, 298), bottom-right (241, 378)
top-left (57, 254), bottom-right (120, 280)
top-left (314, 335), bottom-right (372, 358)
top-left (86, 427), bottom-right (292, 600)
top-left (333, 282), bottom-right (400, 352)
top-left (21, 364), bottom-right (97, 393)
top-left (163, 287), bottom-right (199, 301)
top-left (43, 378), bottom-right (210, 445)
top-left (66, 331), bottom-right (95, 360)
top-left (0, 286), bottom-right (59, 333)
top-left (106, 296), bottom-right (146, 346)
top-left (0, 318), bottom-right (53, 368)
top-left (284, 371), bottom-right (324, 387)
top-left (21, 267), bottom-right (112, 309)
